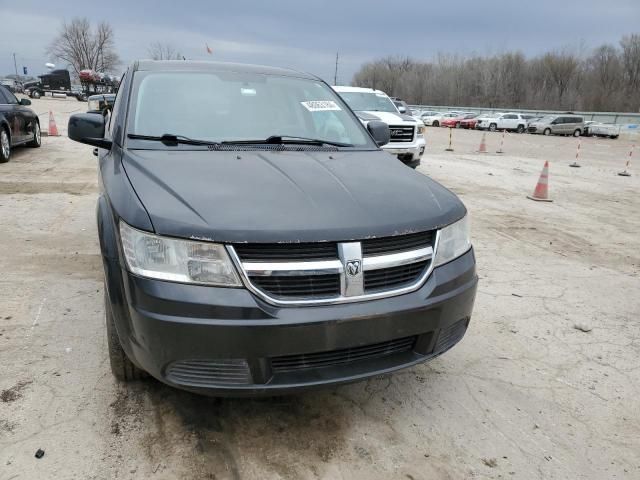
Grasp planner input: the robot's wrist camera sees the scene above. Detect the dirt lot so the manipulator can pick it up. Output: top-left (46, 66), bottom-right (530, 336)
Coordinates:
top-left (1, 97), bottom-right (639, 480)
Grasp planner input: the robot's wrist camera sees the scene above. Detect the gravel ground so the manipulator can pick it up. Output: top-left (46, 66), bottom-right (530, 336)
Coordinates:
top-left (0, 97), bottom-right (639, 480)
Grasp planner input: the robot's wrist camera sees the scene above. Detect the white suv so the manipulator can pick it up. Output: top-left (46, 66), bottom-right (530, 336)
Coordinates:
top-left (476, 113), bottom-right (529, 133)
top-left (333, 86), bottom-right (426, 168)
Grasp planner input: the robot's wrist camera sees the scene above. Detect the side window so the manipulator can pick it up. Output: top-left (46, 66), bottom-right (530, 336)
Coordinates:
top-left (504, 114), bottom-right (517, 119)
top-left (0, 86), bottom-right (17, 104)
top-left (575, 117), bottom-right (583, 123)
top-left (108, 71), bottom-right (127, 138)
top-left (0, 87), bottom-right (8, 103)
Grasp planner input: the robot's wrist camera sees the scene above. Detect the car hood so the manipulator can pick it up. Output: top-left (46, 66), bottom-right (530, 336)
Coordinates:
top-left (355, 111), bottom-right (418, 125)
top-left (121, 149), bottom-right (465, 243)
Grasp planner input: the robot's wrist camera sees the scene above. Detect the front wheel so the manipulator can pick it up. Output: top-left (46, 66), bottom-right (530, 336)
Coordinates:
top-left (30, 90), bottom-right (41, 99)
top-left (543, 128), bottom-right (551, 136)
top-left (517, 124), bottom-right (525, 133)
top-left (573, 129), bottom-right (581, 137)
top-left (105, 291), bottom-right (147, 382)
top-left (489, 123), bottom-right (497, 132)
top-left (432, 120), bottom-right (439, 127)
top-left (27, 121), bottom-right (41, 148)
top-left (0, 128), bottom-right (10, 163)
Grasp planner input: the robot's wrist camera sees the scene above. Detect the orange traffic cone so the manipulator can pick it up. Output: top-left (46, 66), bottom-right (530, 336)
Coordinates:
top-left (527, 161), bottom-right (553, 202)
top-left (477, 132), bottom-right (487, 153)
top-left (48, 111), bottom-right (60, 136)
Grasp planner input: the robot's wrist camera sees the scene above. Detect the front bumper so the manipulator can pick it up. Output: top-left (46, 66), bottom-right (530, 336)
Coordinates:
top-left (382, 136), bottom-right (426, 158)
top-left (107, 249), bottom-right (477, 396)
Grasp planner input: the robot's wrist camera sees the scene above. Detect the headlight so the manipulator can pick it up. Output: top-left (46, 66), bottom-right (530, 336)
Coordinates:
top-left (417, 125), bottom-right (425, 135)
top-left (119, 221), bottom-right (241, 286)
top-left (434, 215), bottom-right (471, 267)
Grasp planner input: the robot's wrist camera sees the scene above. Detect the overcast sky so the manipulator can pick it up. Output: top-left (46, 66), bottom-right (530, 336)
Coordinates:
top-left (1, 0), bottom-right (639, 83)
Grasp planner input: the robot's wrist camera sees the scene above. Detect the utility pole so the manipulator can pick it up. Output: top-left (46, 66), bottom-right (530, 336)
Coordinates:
top-left (334, 52), bottom-right (339, 85)
top-left (13, 53), bottom-right (18, 77)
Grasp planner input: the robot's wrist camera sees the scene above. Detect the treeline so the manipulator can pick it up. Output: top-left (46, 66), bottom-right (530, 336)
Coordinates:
top-left (352, 34), bottom-right (640, 113)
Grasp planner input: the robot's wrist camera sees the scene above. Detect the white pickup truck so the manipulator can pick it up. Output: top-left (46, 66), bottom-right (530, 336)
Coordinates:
top-left (333, 86), bottom-right (426, 168)
top-left (476, 113), bottom-right (530, 133)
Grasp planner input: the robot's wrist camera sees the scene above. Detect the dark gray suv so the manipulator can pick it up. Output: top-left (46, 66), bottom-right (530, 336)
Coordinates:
top-left (68, 60), bottom-right (477, 396)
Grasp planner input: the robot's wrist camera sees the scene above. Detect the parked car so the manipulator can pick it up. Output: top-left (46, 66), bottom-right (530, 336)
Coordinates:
top-left (0, 85), bottom-right (41, 163)
top-left (583, 121), bottom-right (620, 139)
top-left (527, 115), bottom-right (585, 137)
top-left (67, 60), bottom-right (477, 396)
top-left (334, 86), bottom-right (426, 168)
top-left (1, 78), bottom-right (22, 93)
top-left (423, 112), bottom-right (460, 127)
top-left (459, 114), bottom-right (481, 129)
top-left (476, 113), bottom-right (529, 132)
top-left (441, 113), bottom-right (477, 129)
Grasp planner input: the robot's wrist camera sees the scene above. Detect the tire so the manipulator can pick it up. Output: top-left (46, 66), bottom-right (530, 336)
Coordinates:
top-left (489, 123), bottom-right (497, 132)
top-left (516, 124), bottom-right (525, 133)
top-left (105, 291), bottom-right (147, 382)
top-left (543, 128), bottom-right (551, 136)
top-left (0, 127), bottom-right (10, 163)
top-left (30, 90), bottom-right (41, 99)
top-left (610, 135), bottom-right (619, 139)
top-left (432, 120), bottom-right (439, 127)
top-left (27, 121), bottom-right (41, 148)
top-left (573, 129), bottom-right (581, 137)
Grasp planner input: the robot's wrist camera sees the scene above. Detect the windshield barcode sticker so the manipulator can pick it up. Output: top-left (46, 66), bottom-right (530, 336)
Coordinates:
top-left (301, 100), bottom-right (341, 112)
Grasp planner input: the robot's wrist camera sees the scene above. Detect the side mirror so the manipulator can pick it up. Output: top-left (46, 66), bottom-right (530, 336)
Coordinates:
top-left (20, 98), bottom-right (31, 106)
top-left (367, 120), bottom-right (390, 147)
top-left (398, 106), bottom-right (407, 114)
top-left (68, 113), bottom-right (112, 149)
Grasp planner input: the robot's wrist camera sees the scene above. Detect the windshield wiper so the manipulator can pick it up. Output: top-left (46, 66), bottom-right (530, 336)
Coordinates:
top-left (223, 135), bottom-right (353, 148)
top-left (127, 133), bottom-right (220, 147)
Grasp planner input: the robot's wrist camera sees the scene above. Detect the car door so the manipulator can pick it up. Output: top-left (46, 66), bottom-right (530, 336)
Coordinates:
top-left (0, 86), bottom-right (26, 144)
top-left (8, 88), bottom-right (36, 143)
top-left (498, 114), bottom-right (518, 130)
top-left (551, 117), bottom-right (565, 134)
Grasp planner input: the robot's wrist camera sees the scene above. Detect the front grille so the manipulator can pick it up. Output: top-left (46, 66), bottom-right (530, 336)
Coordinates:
top-left (362, 231), bottom-right (434, 256)
top-left (166, 359), bottom-right (252, 387)
top-left (232, 230), bottom-right (436, 303)
top-left (235, 242), bottom-right (337, 261)
top-left (364, 260), bottom-right (429, 292)
top-left (528, 127), bottom-right (537, 133)
top-left (251, 274), bottom-right (340, 298)
top-left (388, 125), bottom-right (415, 143)
top-left (271, 336), bottom-right (417, 372)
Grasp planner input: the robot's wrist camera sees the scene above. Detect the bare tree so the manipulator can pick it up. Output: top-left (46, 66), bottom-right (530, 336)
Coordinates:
top-left (46, 18), bottom-right (120, 76)
top-left (620, 34), bottom-right (640, 110)
top-left (352, 34), bottom-right (640, 112)
top-left (147, 42), bottom-right (183, 61)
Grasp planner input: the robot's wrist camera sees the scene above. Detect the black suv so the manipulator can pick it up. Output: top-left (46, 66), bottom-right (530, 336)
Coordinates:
top-left (0, 85), bottom-right (41, 163)
top-left (68, 61), bottom-right (477, 396)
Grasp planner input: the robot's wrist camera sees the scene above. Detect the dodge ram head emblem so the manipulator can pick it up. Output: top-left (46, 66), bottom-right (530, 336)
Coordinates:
top-left (345, 260), bottom-right (361, 276)
top-left (390, 129), bottom-right (403, 137)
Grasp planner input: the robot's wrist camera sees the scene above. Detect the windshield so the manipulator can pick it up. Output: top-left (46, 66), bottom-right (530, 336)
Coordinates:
top-left (338, 91), bottom-right (398, 113)
top-left (127, 71), bottom-right (373, 148)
